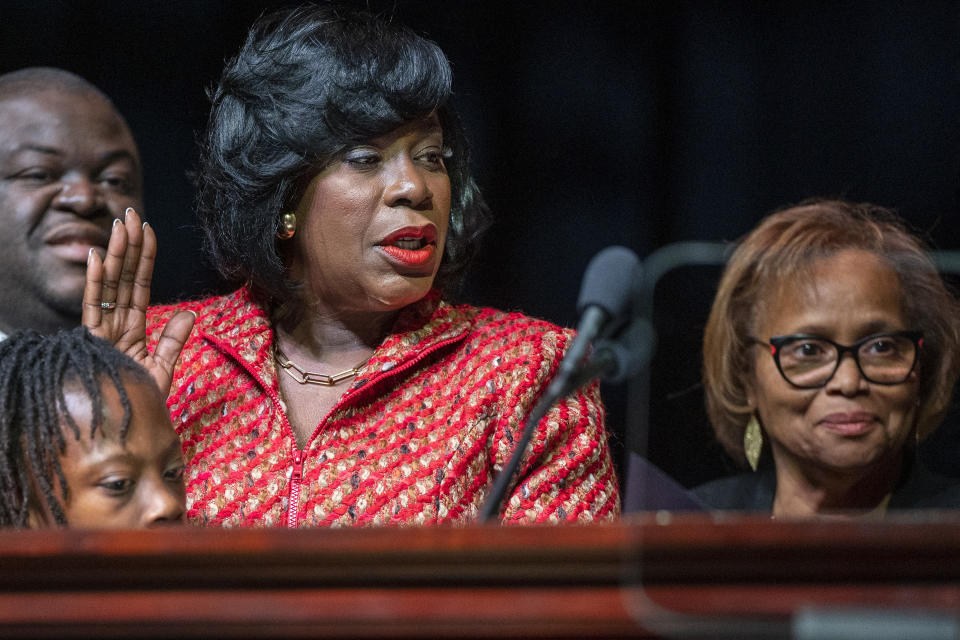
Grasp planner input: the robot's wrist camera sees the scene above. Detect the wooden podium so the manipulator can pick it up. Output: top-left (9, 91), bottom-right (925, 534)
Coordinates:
top-left (1, 514), bottom-right (959, 638)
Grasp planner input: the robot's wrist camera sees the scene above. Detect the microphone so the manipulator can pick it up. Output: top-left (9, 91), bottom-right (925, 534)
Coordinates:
top-left (479, 246), bottom-right (641, 522)
top-left (577, 317), bottom-right (656, 387)
top-left (551, 246), bottom-right (641, 397)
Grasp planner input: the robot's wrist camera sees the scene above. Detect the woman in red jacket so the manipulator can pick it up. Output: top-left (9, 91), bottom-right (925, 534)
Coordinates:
top-left (83, 5), bottom-right (619, 527)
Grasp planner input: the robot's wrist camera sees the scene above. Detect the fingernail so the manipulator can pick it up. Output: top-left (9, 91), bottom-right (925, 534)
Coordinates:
top-left (87, 247), bottom-right (95, 264)
top-left (125, 206), bottom-right (135, 216)
top-left (142, 221), bottom-right (149, 230)
top-left (124, 208), bottom-right (132, 224)
top-left (112, 218), bottom-right (122, 230)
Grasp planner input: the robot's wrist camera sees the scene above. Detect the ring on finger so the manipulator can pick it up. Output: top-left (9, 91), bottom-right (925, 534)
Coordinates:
top-left (101, 301), bottom-right (117, 311)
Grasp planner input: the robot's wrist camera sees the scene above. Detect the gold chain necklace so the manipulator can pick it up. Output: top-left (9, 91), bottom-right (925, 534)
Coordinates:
top-left (274, 344), bottom-right (366, 386)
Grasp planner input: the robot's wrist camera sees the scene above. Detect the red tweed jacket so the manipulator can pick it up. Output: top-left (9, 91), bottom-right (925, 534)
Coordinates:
top-left (146, 287), bottom-right (619, 527)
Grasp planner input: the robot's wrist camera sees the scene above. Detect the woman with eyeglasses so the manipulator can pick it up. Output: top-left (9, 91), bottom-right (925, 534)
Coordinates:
top-left (694, 200), bottom-right (960, 517)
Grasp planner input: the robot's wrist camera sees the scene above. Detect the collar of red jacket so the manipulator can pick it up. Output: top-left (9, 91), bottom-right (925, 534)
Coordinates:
top-left (191, 286), bottom-right (472, 395)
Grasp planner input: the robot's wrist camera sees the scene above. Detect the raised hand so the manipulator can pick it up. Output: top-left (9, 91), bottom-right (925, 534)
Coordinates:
top-left (83, 207), bottom-right (194, 396)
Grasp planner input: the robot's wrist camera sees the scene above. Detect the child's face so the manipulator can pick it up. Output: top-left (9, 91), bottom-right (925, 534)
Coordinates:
top-left (46, 375), bottom-right (186, 528)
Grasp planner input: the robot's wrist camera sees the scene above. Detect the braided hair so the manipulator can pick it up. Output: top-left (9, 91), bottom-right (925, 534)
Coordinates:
top-left (0, 327), bottom-right (154, 527)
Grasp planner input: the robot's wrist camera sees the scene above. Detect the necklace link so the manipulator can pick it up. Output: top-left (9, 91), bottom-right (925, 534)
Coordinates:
top-left (274, 344), bottom-right (364, 386)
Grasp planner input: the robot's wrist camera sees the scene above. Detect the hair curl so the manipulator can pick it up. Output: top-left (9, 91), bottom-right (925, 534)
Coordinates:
top-left (703, 199), bottom-right (960, 467)
top-left (0, 327), bottom-right (154, 527)
top-left (196, 4), bottom-right (490, 306)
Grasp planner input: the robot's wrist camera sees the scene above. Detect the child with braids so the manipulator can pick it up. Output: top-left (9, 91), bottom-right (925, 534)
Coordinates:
top-left (0, 327), bottom-right (185, 527)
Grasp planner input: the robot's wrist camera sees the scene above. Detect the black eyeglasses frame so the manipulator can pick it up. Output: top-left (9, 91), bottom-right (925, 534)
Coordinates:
top-left (751, 330), bottom-right (924, 389)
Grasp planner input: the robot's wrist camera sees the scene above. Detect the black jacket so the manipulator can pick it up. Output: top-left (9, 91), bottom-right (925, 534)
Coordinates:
top-left (692, 455), bottom-right (960, 512)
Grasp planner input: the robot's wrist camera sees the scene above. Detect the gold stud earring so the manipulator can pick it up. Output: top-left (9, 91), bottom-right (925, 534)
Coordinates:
top-left (276, 212), bottom-right (296, 240)
top-left (743, 414), bottom-right (763, 472)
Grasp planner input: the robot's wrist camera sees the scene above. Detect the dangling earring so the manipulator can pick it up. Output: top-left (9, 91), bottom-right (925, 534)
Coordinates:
top-left (743, 414), bottom-right (763, 472)
top-left (276, 212), bottom-right (296, 239)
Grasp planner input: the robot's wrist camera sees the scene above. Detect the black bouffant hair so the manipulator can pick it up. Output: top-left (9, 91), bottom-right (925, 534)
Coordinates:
top-left (196, 3), bottom-right (491, 307)
top-left (0, 327), bottom-right (154, 527)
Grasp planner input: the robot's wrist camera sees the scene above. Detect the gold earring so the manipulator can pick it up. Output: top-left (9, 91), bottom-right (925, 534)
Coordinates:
top-left (743, 414), bottom-right (763, 472)
top-left (276, 212), bottom-right (296, 239)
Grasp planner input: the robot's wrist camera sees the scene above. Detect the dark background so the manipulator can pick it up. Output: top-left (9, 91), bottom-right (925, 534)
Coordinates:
top-left (3, 1), bottom-right (959, 486)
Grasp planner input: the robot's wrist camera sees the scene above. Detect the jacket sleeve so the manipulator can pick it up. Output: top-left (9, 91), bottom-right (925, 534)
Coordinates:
top-left (499, 378), bottom-right (621, 523)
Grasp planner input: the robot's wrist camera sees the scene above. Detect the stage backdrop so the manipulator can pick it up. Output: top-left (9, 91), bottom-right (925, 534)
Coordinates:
top-left (3, 0), bottom-right (958, 486)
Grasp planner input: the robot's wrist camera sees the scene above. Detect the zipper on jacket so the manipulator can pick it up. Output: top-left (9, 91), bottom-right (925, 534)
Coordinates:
top-left (286, 449), bottom-right (304, 528)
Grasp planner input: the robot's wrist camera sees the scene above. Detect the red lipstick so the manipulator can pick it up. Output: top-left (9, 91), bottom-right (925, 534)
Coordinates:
top-left (380, 243), bottom-right (435, 266)
top-left (376, 225), bottom-right (438, 268)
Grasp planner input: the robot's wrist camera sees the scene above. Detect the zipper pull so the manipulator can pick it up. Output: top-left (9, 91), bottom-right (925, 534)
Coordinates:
top-left (292, 449), bottom-right (303, 481)
top-left (287, 449), bottom-right (304, 528)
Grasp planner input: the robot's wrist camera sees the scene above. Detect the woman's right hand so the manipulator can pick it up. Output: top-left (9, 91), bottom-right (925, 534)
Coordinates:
top-left (82, 207), bottom-right (195, 397)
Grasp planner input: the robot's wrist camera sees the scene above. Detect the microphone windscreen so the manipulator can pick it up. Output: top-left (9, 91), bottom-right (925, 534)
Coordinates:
top-left (575, 246), bottom-right (640, 319)
top-left (595, 318), bottom-right (656, 384)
